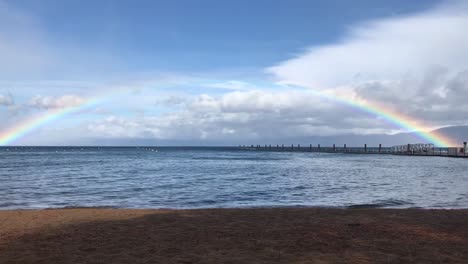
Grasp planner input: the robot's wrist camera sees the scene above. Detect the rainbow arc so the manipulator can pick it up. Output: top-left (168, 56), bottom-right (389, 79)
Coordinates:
top-left (0, 89), bottom-right (459, 147)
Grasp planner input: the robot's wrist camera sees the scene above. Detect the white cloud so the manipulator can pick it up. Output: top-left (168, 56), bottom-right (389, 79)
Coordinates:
top-left (155, 95), bottom-right (189, 106)
top-left (0, 94), bottom-right (13, 106)
top-left (265, 1), bottom-right (468, 130)
top-left (267, 2), bottom-right (468, 89)
top-left (86, 89), bottom-right (391, 141)
top-left (205, 80), bottom-right (258, 91)
top-left (28, 95), bottom-right (86, 109)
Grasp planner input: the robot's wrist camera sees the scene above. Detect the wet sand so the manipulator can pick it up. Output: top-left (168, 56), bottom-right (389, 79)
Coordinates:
top-left (0, 208), bottom-right (467, 263)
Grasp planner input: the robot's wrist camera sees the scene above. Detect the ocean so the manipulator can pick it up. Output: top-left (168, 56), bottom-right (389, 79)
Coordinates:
top-left (1, 146), bottom-right (467, 209)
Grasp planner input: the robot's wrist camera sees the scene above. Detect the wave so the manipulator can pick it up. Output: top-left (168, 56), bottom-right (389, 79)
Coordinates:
top-left (347, 199), bottom-right (414, 209)
top-left (191, 157), bottom-right (286, 161)
top-left (43, 205), bottom-right (119, 210)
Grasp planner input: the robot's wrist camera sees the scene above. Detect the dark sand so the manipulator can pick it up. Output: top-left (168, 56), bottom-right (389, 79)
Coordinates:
top-left (1, 208), bottom-right (467, 263)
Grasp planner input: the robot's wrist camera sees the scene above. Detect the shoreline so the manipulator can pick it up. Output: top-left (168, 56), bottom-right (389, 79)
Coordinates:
top-left (1, 207), bottom-right (467, 263)
top-left (1, 203), bottom-right (465, 211)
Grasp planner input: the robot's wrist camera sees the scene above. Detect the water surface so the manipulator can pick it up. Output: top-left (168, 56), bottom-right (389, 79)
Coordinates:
top-left (1, 147), bottom-right (467, 209)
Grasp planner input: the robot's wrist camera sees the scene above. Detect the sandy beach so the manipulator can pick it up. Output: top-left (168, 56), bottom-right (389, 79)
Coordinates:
top-left (0, 208), bottom-right (467, 263)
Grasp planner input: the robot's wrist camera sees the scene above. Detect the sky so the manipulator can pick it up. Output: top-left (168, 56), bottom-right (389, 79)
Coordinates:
top-left (0, 0), bottom-right (467, 146)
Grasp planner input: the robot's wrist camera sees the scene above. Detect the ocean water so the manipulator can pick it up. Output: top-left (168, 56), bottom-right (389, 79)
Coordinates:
top-left (1, 147), bottom-right (467, 210)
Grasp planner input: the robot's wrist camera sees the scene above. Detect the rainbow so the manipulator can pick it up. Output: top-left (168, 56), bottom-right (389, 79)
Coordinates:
top-left (0, 87), bottom-right (460, 147)
top-left (306, 88), bottom-right (459, 147)
top-left (0, 98), bottom-right (101, 146)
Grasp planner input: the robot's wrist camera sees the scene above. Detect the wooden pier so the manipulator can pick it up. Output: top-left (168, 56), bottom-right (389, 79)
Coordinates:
top-left (239, 142), bottom-right (468, 158)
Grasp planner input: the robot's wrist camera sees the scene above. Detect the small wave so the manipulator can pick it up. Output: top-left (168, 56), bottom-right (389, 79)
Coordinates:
top-left (46, 205), bottom-right (119, 210)
top-left (192, 157), bottom-right (286, 161)
top-left (347, 199), bottom-right (413, 209)
top-left (0, 202), bottom-right (29, 208)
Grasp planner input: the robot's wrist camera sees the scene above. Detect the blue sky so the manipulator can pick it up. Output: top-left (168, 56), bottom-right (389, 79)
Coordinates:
top-left (1, 0), bottom-right (467, 145)
top-left (7, 0), bottom-right (440, 73)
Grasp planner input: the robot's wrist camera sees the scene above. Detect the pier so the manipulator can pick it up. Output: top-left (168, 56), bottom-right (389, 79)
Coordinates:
top-left (239, 142), bottom-right (468, 158)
